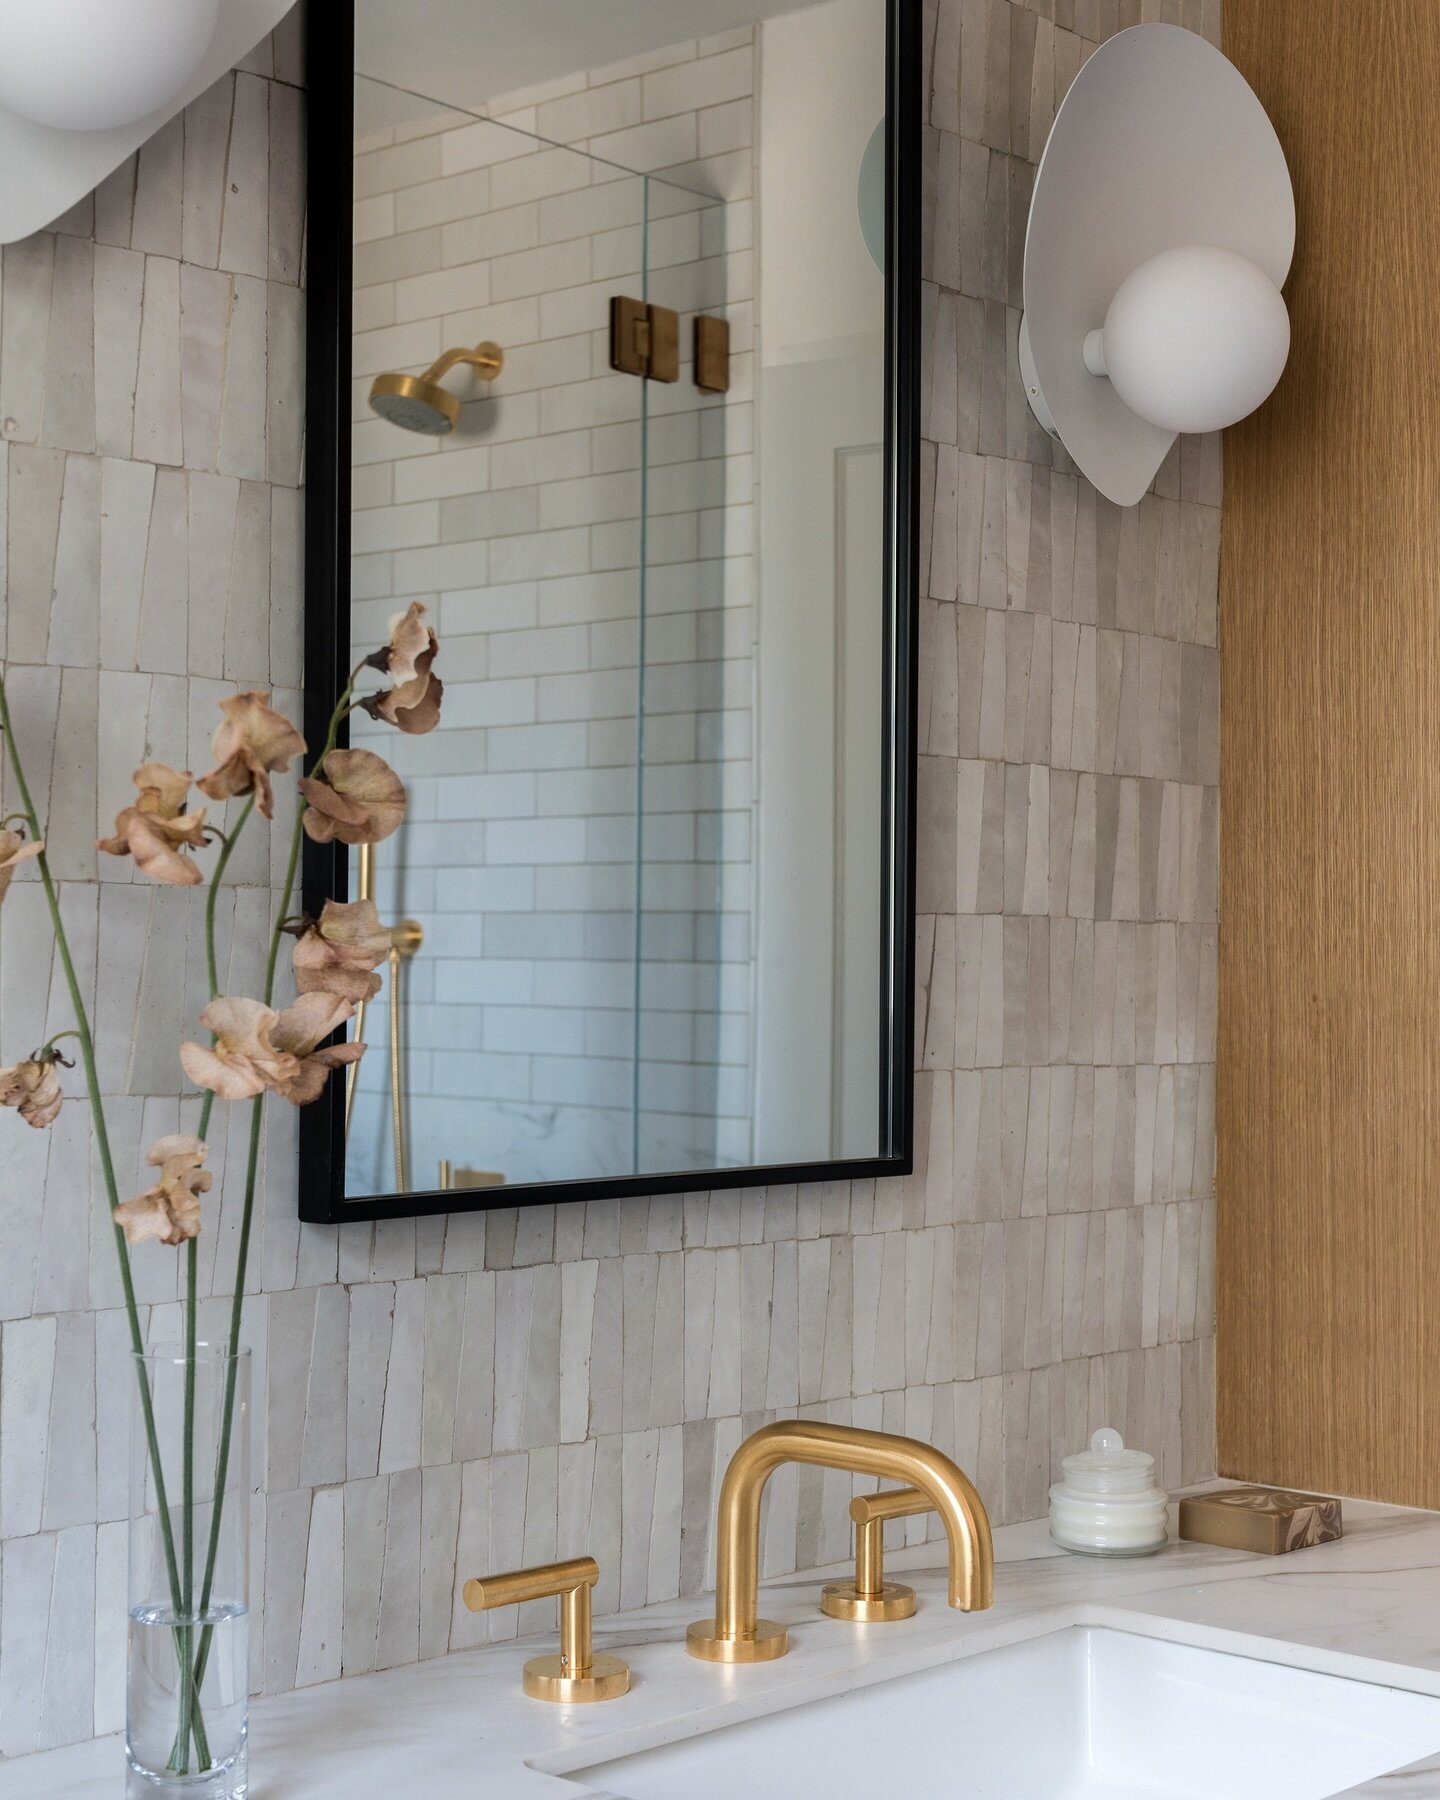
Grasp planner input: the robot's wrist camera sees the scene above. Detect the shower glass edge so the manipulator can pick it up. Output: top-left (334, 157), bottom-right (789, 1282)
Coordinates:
top-left (346, 70), bottom-right (736, 1197)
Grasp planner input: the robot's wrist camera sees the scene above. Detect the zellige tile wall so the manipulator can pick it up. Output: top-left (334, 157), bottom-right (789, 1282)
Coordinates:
top-left (0, 22), bottom-right (310, 1756)
top-left (0, 0), bottom-right (1218, 1760)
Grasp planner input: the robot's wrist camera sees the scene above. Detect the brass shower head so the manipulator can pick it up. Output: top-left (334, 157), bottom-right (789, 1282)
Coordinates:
top-left (368, 341), bottom-right (504, 435)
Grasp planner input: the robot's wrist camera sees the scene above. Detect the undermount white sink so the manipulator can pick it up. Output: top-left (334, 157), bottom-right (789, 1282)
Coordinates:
top-left (565, 1627), bottom-right (1440, 1800)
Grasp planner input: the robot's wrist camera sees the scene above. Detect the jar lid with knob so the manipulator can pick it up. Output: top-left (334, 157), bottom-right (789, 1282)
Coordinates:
top-left (1049, 1429), bottom-right (1170, 1557)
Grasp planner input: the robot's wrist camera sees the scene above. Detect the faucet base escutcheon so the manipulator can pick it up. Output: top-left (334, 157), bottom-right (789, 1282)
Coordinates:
top-left (685, 1617), bottom-right (789, 1663)
top-left (819, 1580), bottom-right (916, 1623)
top-left (523, 1650), bottom-right (631, 1703)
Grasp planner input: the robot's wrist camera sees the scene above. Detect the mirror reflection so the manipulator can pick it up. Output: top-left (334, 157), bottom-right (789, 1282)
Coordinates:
top-left (345, 0), bottom-right (889, 1198)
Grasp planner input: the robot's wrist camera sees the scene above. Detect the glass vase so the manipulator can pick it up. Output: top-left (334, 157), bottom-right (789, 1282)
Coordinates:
top-left (127, 1343), bottom-right (251, 1800)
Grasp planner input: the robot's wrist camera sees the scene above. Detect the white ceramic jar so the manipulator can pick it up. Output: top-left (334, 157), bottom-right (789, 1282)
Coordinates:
top-left (1049, 1428), bottom-right (1170, 1556)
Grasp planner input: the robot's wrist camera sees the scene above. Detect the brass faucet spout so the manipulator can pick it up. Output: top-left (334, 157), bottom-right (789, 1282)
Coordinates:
top-left (687, 1420), bottom-right (993, 1663)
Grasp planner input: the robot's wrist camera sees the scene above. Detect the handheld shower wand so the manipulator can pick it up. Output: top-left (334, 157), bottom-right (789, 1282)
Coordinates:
top-left (344, 842), bottom-right (423, 1190)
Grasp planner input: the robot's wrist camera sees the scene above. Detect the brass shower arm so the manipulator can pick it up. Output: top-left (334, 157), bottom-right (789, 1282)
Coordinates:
top-left (423, 341), bottom-right (504, 384)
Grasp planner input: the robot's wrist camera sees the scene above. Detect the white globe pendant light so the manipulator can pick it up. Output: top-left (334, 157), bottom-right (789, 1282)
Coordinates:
top-left (0, 0), bottom-right (222, 132)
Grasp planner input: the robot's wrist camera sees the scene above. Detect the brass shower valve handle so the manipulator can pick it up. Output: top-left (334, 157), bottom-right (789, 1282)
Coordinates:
top-left (821, 1485), bottom-right (935, 1622)
top-left (463, 1556), bottom-right (630, 1703)
top-left (388, 916), bottom-right (423, 960)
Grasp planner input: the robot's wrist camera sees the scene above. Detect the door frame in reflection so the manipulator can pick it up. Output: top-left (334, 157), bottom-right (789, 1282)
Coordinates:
top-left (298, 0), bottom-right (922, 1222)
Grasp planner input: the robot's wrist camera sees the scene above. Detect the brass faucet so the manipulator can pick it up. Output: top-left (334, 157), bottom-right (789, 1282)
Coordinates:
top-left (822, 1485), bottom-right (934, 1622)
top-left (686, 1421), bottom-right (993, 1663)
top-left (464, 1556), bottom-right (629, 1702)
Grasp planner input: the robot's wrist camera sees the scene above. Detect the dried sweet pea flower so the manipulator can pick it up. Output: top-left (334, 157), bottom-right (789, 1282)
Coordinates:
top-left (180, 996), bottom-right (276, 1101)
top-left (365, 657), bottom-right (443, 735)
top-left (133, 763), bottom-right (194, 819)
top-left (197, 692), bottom-right (306, 820)
top-left (0, 1054), bottom-right (64, 1128)
top-left (298, 747), bottom-right (406, 846)
top-left (181, 992), bottom-right (364, 1107)
top-left (113, 1135), bottom-right (211, 1247)
top-left (290, 899), bottom-right (392, 1004)
top-left (371, 601), bottom-right (435, 686)
top-left (266, 991), bottom-right (367, 1104)
top-left (98, 762), bottom-right (207, 886)
top-left (360, 601), bottom-right (443, 735)
top-left (0, 827), bottom-right (43, 906)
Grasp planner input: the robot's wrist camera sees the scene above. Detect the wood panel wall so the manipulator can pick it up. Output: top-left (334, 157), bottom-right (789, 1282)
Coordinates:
top-left (1219, 2), bottom-right (1440, 1503)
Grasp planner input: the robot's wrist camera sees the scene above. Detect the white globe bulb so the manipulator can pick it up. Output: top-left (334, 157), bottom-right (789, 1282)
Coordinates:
top-left (0, 0), bottom-right (221, 132)
top-left (1091, 244), bottom-right (1291, 435)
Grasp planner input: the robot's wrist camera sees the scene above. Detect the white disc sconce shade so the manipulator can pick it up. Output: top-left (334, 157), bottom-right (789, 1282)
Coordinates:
top-left (0, 0), bottom-right (290, 245)
top-left (0, 0), bottom-right (221, 132)
top-left (1019, 24), bottom-right (1295, 506)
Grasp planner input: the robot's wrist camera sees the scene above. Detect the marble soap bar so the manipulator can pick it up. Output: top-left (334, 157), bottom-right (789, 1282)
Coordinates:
top-left (1179, 1486), bottom-right (1343, 1555)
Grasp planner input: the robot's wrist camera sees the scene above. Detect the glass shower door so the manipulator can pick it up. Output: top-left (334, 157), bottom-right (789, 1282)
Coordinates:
top-left (633, 182), bottom-right (744, 1177)
top-left (347, 76), bottom-right (651, 1194)
top-left (346, 75), bottom-right (736, 1195)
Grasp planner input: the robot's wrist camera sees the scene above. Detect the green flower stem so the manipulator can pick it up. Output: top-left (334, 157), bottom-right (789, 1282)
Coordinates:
top-left (183, 1088), bottom-right (262, 1714)
top-left (203, 793), bottom-right (256, 1014)
top-left (0, 673), bottom-right (202, 1760)
top-left (194, 793), bottom-right (256, 1154)
top-left (165, 783), bottom-right (258, 1776)
top-left (187, 682), bottom-right (358, 1708)
top-left (173, 1237), bottom-right (199, 1776)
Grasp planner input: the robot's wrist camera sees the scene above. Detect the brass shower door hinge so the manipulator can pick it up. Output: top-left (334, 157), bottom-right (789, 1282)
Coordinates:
top-left (695, 314), bottom-right (730, 392)
top-left (610, 295), bottom-right (679, 381)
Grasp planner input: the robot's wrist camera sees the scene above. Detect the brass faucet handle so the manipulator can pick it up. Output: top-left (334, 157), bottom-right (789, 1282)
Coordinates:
top-left (822, 1485), bottom-right (934, 1623)
top-left (464, 1556), bottom-right (629, 1703)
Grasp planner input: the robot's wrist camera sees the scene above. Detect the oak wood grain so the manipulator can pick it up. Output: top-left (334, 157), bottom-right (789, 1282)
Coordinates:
top-left (1219, 1), bottom-right (1440, 1503)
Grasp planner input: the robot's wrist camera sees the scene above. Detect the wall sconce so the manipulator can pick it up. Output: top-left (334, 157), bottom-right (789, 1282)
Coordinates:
top-left (0, 0), bottom-right (220, 132)
top-left (1019, 24), bottom-right (1295, 506)
top-left (0, 0), bottom-right (294, 248)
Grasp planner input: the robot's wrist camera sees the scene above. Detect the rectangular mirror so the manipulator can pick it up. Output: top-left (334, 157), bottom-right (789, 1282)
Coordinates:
top-left (301, 0), bottom-right (919, 1219)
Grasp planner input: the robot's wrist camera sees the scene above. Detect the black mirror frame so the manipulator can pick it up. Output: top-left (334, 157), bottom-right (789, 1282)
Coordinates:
top-left (298, 0), bottom-right (921, 1222)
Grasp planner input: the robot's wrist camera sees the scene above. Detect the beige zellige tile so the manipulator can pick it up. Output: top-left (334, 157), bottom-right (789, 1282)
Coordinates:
top-left (93, 246), bottom-right (144, 459)
top-left (180, 74), bottom-right (233, 269)
top-left (268, 77), bottom-right (306, 285)
top-left (5, 444), bottom-right (65, 664)
top-left (218, 71), bottom-right (271, 278)
top-left (131, 256), bottom-right (183, 467)
top-left (45, 454), bottom-right (101, 671)
top-left (0, 234), bottom-right (56, 446)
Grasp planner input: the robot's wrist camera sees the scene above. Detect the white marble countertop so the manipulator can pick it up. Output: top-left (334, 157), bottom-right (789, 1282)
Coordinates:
top-left (9, 1494), bottom-right (1440, 1799)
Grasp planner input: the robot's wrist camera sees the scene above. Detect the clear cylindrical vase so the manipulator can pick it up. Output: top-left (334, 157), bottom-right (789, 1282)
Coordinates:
top-left (128, 1343), bottom-right (250, 1800)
